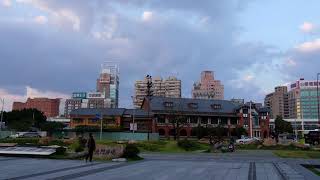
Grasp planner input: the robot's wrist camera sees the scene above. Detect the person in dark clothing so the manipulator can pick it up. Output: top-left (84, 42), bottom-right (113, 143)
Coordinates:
top-left (85, 133), bottom-right (96, 162)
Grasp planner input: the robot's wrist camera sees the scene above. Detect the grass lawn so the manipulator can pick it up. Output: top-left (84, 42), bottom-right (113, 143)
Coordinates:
top-left (302, 165), bottom-right (320, 176)
top-left (273, 150), bottom-right (320, 159)
top-left (136, 140), bottom-right (209, 153)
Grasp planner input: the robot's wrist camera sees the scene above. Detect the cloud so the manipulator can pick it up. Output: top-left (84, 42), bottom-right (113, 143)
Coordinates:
top-left (1, 0), bottom-right (11, 7)
top-left (26, 86), bottom-right (69, 99)
top-left (243, 75), bottom-right (254, 82)
top-left (142, 11), bottom-right (153, 22)
top-left (0, 86), bottom-right (68, 111)
top-left (33, 15), bottom-right (48, 24)
top-left (16, 0), bottom-right (83, 31)
top-left (296, 39), bottom-right (320, 53)
top-left (0, 0), bottom-right (287, 107)
top-left (286, 58), bottom-right (297, 67)
top-left (300, 22), bottom-right (317, 34)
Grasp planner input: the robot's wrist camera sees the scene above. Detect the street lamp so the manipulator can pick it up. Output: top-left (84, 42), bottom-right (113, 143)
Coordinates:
top-left (317, 73), bottom-right (320, 129)
top-left (131, 96), bottom-right (136, 135)
top-left (0, 98), bottom-right (4, 131)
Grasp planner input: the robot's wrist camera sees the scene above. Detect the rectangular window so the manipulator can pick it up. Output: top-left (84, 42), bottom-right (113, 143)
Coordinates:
top-left (201, 117), bottom-right (208, 124)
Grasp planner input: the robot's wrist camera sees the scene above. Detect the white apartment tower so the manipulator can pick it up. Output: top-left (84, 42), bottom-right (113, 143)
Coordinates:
top-left (134, 76), bottom-right (181, 108)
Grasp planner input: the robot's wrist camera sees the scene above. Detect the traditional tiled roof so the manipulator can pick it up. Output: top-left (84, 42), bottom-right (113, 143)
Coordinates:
top-left (70, 108), bottom-right (150, 117)
top-left (143, 96), bottom-right (240, 114)
top-left (70, 108), bottom-right (126, 116)
top-left (123, 109), bottom-right (151, 117)
top-left (257, 107), bottom-right (270, 113)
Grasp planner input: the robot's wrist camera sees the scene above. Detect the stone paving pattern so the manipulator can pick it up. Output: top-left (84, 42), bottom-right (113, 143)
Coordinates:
top-left (0, 150), bottom-right (319, 180)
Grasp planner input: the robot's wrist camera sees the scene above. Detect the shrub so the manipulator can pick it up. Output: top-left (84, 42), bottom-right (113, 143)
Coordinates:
top-left (0, 138), bottom-right (40, 145)
top-left (69, 137), bottom-right (87, 152)
top-left (177, 139), bottom-right (200, 151)
top-left (69, 139), bottom-right (85, 152)
top-left (122, 144), bottom-right (140, 158)
top-left (136, 141), bottom-right (166, 152)
top-left (49, 139), bottom-right (67, 146)
top-left (55, 147), bottom-right (67, 155)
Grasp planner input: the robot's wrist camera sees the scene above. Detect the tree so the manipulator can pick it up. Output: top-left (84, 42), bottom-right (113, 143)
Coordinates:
top-left (192, 124), bottom-right (208, 139)
top-left (232, 127), bottom-right (248, 139)
top-left (5, 109), bottom-right (46, 131)
top-left (166, 100), bottom-right (188, 141)
top-left (40, 122), bottom-right (65, 136)
top-left (274, 115), bottom-right (293, 134)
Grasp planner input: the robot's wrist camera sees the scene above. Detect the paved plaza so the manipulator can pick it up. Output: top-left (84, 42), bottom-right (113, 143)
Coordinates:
top-left (0, 151), bottom-right (319, 180)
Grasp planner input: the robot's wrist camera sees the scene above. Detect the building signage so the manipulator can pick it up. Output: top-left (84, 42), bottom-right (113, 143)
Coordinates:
top-left (94, 144), bottom-right (124, 159)
top-left (130, 123), bottom-right (137, 131)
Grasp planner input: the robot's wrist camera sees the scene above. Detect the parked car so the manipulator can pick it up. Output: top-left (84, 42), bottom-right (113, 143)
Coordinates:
top-left (236, 137), bottom-right (261, 144)
top-left (8, 133), bottom-right (20, 138)
top-left (305, 131), bottom-right (320, 145)
top-left (20, 132), bottom-right (41, 138)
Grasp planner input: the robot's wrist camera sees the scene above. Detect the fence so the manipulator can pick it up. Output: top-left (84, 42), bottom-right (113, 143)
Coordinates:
top-left (0, 131), bottom-right (15, 139)
top-left (52, 131), bottom-right (159, 141)
top-left (0, 130), bottom-right (159, 141)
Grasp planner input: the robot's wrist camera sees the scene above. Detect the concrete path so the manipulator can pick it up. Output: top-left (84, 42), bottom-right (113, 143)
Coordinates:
top-left (0, 151), bottom-right (319, 180)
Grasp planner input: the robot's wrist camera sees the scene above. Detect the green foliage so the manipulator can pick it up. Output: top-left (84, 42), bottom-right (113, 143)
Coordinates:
top-left (69, 140), bottom-right (84, 152)
top-left (55, 147), bottom-right (67, 155)
top-left (69, 137), bottom-right (87, 152)
top-left (75, 125), bottom-right (100, 133)
top-left (48, 139), bottom-right (67, 146)
top-left (192, 125), bottom-right (228, 139)
top-left (232, 127), bottom-right (248, 138)
top-left (136, 141), bottom-right (164, 151)
top-left (275, 150), bottom-right (320, 159)
top-left (122, 144), bottom-right (140, 158)
top-left (4, 109), bottom-right (46, 131)
top-left (177, 139), bottom-right (200, 151)
top-left (0, 138), bottom-right (40, 145)
top-left (275, 115), bottom-right (293, 134)
top-left (40, 122), bottom-right (65, 134)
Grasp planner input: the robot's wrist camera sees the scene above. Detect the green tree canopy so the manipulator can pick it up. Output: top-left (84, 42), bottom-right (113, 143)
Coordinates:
top-left (4, 109), bottom-right (46, 131)
top-left (274, 115), bottom-right (293, 134)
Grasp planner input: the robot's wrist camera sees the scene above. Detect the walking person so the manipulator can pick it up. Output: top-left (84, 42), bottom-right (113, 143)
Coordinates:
top-left (85, 133), bottom-right (96, 162)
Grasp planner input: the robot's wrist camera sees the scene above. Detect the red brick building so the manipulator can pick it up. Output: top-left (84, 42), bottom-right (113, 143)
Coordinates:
top-left (12, 98), bottom-right (60, 118)
top-left (141, 97), bottom-right (270, 138)
top-left (69, 97), bottom-right (270, 139)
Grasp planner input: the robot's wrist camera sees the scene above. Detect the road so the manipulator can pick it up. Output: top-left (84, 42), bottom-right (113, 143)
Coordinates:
top-left (0, 150), bottom-right (319, 180)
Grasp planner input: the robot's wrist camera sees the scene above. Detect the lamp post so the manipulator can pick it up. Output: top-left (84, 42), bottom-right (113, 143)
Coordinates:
top-left (131, 96), bottom-right (136, 135)
top-left (249, 101), bottom-right (253, 138)
top-left (100, 111), bottom-right (103, 140)
top-left (146, 75), bottom-right (153, 141)
top-left (0, 98), bottom-right (4, 131)
top-left (317, 73), bottom-right (320, 129)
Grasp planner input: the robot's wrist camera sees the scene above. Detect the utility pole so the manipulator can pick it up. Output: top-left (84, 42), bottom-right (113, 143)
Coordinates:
top-left (249, 101), bottom-right (253, 138)
top-left (131, 96), bottom-right (136, 139)
top-left (294, 118), bottom-right (298, 142)
top-left (0, 98), bottom-right (4, 131)
top-left (100, 110), bottom-right (103, 140)
top-left (146, 75), bottom-right (153, 141)
top-left (317, 73), bottom-right (320, 130)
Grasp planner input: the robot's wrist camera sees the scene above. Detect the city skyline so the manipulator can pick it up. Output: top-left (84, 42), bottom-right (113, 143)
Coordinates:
top-left (1, 1), bottom-right (320, 111)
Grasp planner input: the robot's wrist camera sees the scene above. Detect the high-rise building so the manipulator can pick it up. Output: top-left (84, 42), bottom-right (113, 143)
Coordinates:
top-left (134, 76), bottom-right (181, 108)
top-left (192, 71), bottom-right (224, 100)
top-left (64, 62), bottom-right (119, 117)
top-left (288, 78), bottom-right (320, 119)
top-left (13, 98), bottom-right (60, 117)
top-left (97, 62), bottom-right (119, 108)
top-left (264, 86), bottom-right (289, 119)
top-left (265, 78), bottom-right (320, 119)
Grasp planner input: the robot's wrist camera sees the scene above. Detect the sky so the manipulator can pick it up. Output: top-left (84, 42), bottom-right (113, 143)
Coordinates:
top-left (0, 0), bottom-right (320, 111)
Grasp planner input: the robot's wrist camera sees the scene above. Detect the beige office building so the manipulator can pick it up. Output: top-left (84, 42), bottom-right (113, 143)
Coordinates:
top-left (192, 71), bottom-right (224, 100)
top-left (134, 76), bottom-right (181, 108)
top-left (264, 86), bottom-right (290, 119)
